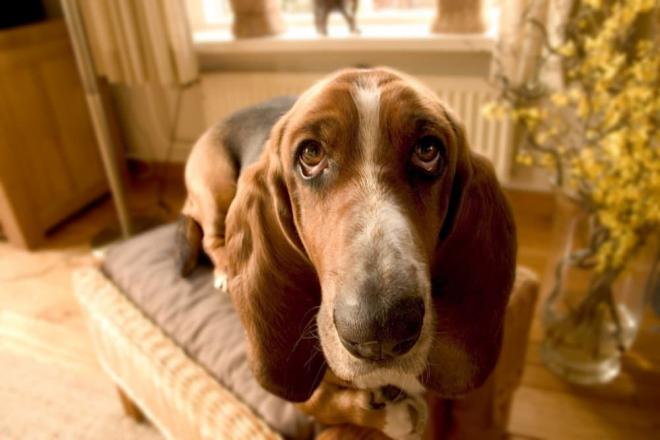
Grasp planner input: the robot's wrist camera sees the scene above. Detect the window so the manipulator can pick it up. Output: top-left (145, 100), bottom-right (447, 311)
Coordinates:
top-left (187, 0), bottom-right (500, 42)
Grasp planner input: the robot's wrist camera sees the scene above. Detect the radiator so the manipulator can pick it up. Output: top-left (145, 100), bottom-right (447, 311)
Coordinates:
top-left (202, 73), bottom-right (512, 181)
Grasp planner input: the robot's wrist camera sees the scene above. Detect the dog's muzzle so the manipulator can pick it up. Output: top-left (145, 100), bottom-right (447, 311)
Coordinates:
top-left (333, 278), bottom-right (425, 362)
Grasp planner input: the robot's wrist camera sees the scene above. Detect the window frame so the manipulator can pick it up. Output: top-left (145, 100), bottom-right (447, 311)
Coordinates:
top-left (186, 0), bottom-right (500, 57)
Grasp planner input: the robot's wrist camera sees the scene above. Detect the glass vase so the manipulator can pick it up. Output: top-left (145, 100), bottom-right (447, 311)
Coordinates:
top-left (540, 192), bottom-right (658, 385)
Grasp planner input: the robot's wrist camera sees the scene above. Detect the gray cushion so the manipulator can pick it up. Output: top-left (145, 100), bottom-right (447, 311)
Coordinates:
top-left (102, 224), bottom-right (316, 440)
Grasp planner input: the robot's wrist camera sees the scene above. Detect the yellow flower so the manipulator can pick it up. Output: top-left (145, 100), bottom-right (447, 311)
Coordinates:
top-left (534, 131), bottom-right (549, 145)
top-left (568, 88), bottom-right (582, 102)
top-left (558, 41), bottom-right (576, 57)
top-left (584, 0), bottom-right (603, 10)
top-left (550, 92), bottom-right (569, 107)
top-left (577, 96), bottom-right (590, 118)
top-left (481, 101), bottom-right (506, 119)
top-left (516, 151), bottom-right (534, 166)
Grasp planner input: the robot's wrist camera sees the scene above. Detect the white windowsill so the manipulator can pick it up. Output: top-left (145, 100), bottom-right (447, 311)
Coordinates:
top-left (193, 25), bottom-right (497, 55)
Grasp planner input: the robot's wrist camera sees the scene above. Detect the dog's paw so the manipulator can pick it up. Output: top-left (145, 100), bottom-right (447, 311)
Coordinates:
top-left (213, 271), bottom-right (228, 292)
top-left (368, 385), bottom-right (404, 410)
top-left (370, 387), bottom-right (427, 440)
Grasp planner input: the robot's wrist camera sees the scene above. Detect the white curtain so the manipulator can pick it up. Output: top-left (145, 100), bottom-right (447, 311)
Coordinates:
top-left (498, 0), bottom-right (573, 86)
top-left (77, 0), bottom-right (198, 86)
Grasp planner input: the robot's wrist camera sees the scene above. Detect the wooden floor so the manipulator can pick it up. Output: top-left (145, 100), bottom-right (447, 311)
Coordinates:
top-left (1, 175), bottom-right (659, 439)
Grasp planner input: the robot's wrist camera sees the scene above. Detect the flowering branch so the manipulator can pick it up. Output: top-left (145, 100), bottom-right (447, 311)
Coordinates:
top-left (485, 0), bottom-right (660, 275)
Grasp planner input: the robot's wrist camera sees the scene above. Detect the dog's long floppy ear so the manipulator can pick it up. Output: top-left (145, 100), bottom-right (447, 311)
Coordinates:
top-left (225, 119), bottom-right (326, 403)
top-left (424, 110), bottom-right (517, 396)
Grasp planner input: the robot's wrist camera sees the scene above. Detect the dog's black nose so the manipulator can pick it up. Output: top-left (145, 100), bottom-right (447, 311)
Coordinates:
top-left (334, 293), bottom-right (424, 362)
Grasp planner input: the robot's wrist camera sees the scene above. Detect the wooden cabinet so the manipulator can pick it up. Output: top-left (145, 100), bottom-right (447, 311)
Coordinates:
top-left (0, 20), bottom-right (106, 248)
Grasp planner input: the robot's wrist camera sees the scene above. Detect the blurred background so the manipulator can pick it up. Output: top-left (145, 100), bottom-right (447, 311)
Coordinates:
top-left (0, 0), bottom-right (658, 439)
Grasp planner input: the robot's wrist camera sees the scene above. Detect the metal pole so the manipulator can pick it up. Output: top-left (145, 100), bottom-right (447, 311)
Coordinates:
top-left (60, 0), bottom-right (132, 238)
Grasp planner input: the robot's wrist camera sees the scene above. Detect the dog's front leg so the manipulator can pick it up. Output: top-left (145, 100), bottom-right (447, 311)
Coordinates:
top-left (297, 371), bottom-right (427, 440)
top-left (202, 235), bottom-right (230, 291)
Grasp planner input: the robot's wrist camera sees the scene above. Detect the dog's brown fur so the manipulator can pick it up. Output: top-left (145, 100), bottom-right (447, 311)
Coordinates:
top-left (178, 68), bottom-right (516, 438)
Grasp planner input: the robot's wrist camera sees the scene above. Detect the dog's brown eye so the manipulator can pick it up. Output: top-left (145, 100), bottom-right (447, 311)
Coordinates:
top-left (412, 137), bottom-right (444, 175)
top-left (298, 140), bottom-right (328, 178)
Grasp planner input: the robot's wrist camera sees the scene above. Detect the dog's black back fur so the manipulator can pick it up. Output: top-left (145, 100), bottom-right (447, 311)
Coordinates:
top-left (216, 95), bottom-right (297, 174)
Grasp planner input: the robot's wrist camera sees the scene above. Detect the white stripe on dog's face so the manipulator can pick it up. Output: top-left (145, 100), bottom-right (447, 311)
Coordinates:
top-left (351, 78), bottom-right (415, 257)
top-left (351, 77), bottom-right (414, 278)
top-left (351, 77), bottom-right (381, 164)
top-left (315, 74), bottom-right (434, 392)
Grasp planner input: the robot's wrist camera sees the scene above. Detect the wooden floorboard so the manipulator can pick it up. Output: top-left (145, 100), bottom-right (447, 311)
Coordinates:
top-left (0, 176), bottom-right (658, 438)
top-left (510, 385), bottom-right (659, 439)
top-left (0, 310), bottom-right (100, 377)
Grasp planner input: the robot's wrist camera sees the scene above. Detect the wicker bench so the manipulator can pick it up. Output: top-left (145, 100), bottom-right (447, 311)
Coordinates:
top-left (73, 224), bottom-right (538, 439)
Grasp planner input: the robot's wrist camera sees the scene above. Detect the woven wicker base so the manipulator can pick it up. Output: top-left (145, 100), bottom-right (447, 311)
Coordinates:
top-left (73, 267), bottom-right (281, 440)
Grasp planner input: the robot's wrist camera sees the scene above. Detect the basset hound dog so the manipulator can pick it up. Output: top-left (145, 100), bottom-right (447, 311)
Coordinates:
top-left (177, 67), bottom-right (516, 439)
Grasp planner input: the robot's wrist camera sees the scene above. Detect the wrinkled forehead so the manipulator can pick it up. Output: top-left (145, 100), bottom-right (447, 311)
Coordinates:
top-left (284, 69), bottom-right (449, 145)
